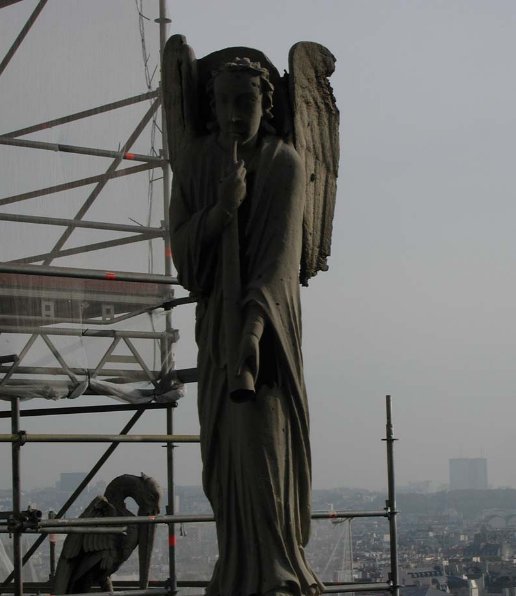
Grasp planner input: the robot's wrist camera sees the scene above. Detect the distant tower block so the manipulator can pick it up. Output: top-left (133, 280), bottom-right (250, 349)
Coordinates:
top-left (449, 458), bottom-right (488, 490)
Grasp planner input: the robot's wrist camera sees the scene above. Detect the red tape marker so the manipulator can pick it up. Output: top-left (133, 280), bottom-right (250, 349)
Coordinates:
top-left (124, 152), bottom-right (136, 160)
top-left (104, 272), bottom-right (117, 280)
top-left (168, 535), bottom-right (176, 547)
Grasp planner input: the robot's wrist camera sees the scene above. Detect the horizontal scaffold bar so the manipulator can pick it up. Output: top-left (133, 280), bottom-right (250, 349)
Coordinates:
top-left (0, 263), bottom-right (178, 284)
top-left (312, 509), bottom-right (388, 519)
top-left (4, 90), bottom-right (159, 138)
top-left (0, 366), bottom-right (159, 379)
top-left (0, 135), bottom-right (166, 164)
top-left (0, 326), bottom-right (172, 339)
top-left (0, 365), bottom-right (196, 382)
top-left (324, 583), bottom-right (393, 593)
top-left (0, 434), bottom-right (199, 443)
top-left (0, 582), bottom-right (394, 595)
top-left (52, 590), bottom-right (170, 596)
top-left (33, 509), bottom-right (387, 529)
top-left (0, 212), bottom-right (164, 235)
top-left (12, 230), bottom-right (162, 264)
top-left (0, 402), bottom-right (176, 419)
top-left (0, 162), bottom-right (157, 207)
top-left (39, 526), bottom-right (127, 535)
top-left (0, 588), bottom-right (170, 596)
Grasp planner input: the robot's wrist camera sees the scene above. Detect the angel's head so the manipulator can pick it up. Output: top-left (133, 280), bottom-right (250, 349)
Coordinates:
top-left (207, 57), bottom-right (275, 147)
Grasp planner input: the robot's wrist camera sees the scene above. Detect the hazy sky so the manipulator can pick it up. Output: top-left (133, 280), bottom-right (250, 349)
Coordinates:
top-left (1, 0), bottom-right (516, 495)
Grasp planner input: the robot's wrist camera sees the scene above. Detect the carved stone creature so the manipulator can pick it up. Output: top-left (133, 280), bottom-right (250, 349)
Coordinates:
top-left (163, 36), bottom-right (339, 596)
top-left (53, 474), bottom-right (161, 594)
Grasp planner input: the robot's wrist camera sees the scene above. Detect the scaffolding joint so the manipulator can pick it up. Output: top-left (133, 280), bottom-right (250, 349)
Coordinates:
top-left (383, 500), bottom-right (398, 518)
top-left (14, 429), bottom-right (27, 446)
top-left (387, 574), bottom-right (401, 593)
top-left (164, 576), bottom-right (178, 595)
top-left (7, 507), bottom-right (42, 533)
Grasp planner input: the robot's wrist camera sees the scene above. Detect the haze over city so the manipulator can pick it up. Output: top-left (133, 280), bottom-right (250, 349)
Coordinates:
top-left (0, 0), bottom-right (515, 493)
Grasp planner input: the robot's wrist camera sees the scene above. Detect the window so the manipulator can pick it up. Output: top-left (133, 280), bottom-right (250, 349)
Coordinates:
top-left (41, 300), bottom-right (55, 319)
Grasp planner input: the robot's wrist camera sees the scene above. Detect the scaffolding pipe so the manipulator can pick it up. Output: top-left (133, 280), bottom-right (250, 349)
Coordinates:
top-left (0, 433), bottom-right (199, 443)
top-left (42, 97), bottom-right (161, 265)
top-left (0, 327), bottom-right (171, 340)
top-left (0, 365), bottom-right (161, 378)
top-left (0, 401), bottom-right (173, 419)
top-left (0, 582), bottom-right (393, 595)
top-left (312, 510), bottom-right (387, 520)
top-left (32, 509), bottom-right (388, 529)
top-left (13, 230), bottom-right (161, 264)
top-left (4, 90), bottom-right (159, 138)
top-left (0, 162), bottom-right (157, 207)
top-left (0, 1), bottom-right (24, 9)
top-left (0, 587), bottom-right (170, 596)
top-left (0, 364), bottom-right (193, 383)
top-left (39, 526), bottom-right (127, 535)
top-left (0, 212), bottom-right (164, 235)
top-left (10, 397), bottom-right (23, 596)
top-left (0, 136), bottom-right (166, 163)
top-left (54, 589), bottom-right (169, 596)
top-left (48, 511), bottom-right (56, 581)
top-left (0, 0), bottom-right (48, 78)
top-left (166, 405), bottom-right (176, 592)
top-left (385, 395), bottom-right (399, 596)
top-left (0, 263), bottom-right (177, 284)
top-left (2, 407), bottom-right (149, 587)
top-left (157, 1), bottom-right (176, 589)
top-left (324, 583), bottom-right (392, 594)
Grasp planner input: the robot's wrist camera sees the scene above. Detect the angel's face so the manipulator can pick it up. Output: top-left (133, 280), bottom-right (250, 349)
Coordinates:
top-left (213, 71), bottom-right (263, 147)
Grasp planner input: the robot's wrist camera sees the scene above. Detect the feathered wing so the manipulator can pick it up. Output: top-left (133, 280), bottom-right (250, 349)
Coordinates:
top-left (53, 497), bottom-right (118, 594)
top-left (288, 42), bottom-right (340, 286)
top-left (162, 34), bottom-right (199, 172)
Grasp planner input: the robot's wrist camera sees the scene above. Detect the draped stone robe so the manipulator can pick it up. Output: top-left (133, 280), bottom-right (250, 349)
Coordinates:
top-left (170, 133), bottom-right (322, 596)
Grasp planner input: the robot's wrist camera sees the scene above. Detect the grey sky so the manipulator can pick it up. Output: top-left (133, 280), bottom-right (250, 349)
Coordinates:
top-left (0, 0), bottom-right (516, 494)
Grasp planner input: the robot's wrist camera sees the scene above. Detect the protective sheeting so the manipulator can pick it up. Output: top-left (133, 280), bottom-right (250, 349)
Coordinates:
top-left (0, 273), bottom-right (183, 403)
top-left (0, 535), bottom-right (39, 583)
top-left (0, 7), bottom-right (187, 596)
top-left (0, 2), bottom-right (186, 405)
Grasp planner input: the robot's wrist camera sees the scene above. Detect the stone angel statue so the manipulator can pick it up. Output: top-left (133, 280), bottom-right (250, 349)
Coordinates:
top-left (163, 35), bottom-right (339, 596)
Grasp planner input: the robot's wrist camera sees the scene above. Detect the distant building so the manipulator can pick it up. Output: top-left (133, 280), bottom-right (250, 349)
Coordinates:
top-left (400, 568), bottom-right (449, 594)
top-left (57, 472), bottom-right (88, 492)
top-left (449, 458), bottom-right (488, 490)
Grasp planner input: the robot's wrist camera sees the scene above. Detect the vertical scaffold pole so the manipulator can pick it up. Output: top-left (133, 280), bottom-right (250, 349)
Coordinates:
top-left (158, 0), bottom-right (171, 260)
top-left (384, 395), bottom-right (399, 596)
top-left (166, 405), bottom-right (176, 593)
top-left (157, 2), bottom-right (175, 592)
top-left (11, 397), bottom-right (23, 596)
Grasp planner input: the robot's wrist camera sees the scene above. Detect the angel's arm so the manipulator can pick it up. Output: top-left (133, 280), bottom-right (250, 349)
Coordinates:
top-left (170, 174), bottom-right (232, 248)
top-left (203, 158), bottom-right (247, 242)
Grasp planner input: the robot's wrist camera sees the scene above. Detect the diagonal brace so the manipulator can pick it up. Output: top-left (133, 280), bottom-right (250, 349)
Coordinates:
top-left (42, 97), bottom-right (160, 266)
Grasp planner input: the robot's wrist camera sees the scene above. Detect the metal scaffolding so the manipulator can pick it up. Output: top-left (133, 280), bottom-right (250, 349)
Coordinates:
top-left (0, 396), bottom-right (399, 596)
top-left (0, 3), bottom-right (399, 596)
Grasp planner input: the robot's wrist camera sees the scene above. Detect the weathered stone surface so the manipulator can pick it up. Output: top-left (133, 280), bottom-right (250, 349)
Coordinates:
top-left (163, 36), bottom-right (339, 596)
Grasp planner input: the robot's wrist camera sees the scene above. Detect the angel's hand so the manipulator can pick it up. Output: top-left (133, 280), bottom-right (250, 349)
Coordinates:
top-left (236, 332), bottom-right (260, 381)
top-left (217, 160), bottom-right (246, 213)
